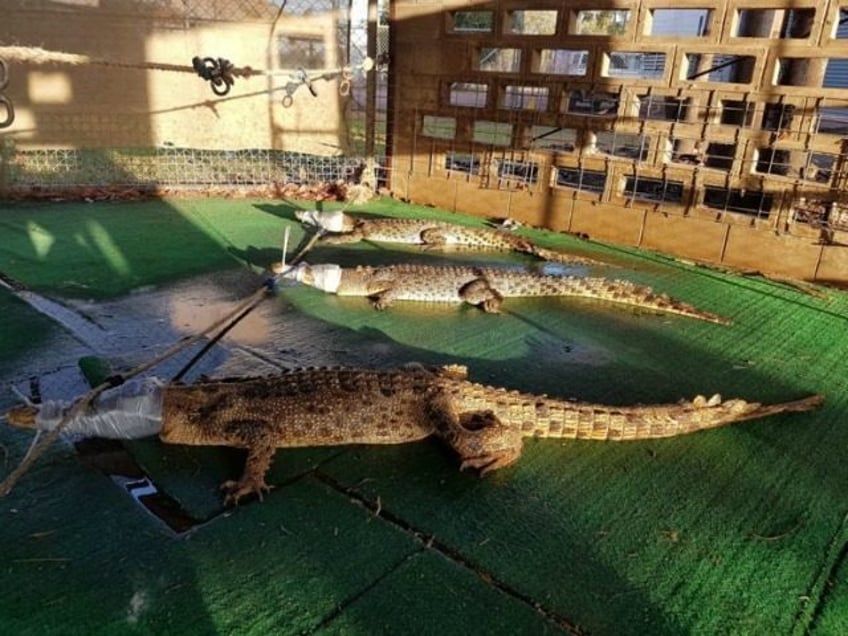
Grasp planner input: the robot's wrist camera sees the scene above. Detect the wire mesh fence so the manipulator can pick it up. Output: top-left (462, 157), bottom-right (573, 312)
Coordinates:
top-left (1, 145), bottom-right (370, 188)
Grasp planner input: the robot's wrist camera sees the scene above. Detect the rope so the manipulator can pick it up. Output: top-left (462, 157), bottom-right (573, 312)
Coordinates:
top-left (0, 44), bottom-right (373, 100)
top-left (171, 229), bottom-right (320, 382)
top-left (0, 45), bottom-right (370, 79)
top-left (0, 45), bottom-right (202, 75)
top-left (0, 228), bottom-right (319, 496)
top-left (0, 287), bottom-right (267, 497)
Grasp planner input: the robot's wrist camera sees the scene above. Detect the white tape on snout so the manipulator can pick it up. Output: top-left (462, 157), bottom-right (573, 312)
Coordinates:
top-left (307, 264), bottom-right (343, 293)
top-left (295, 210), bottom-right (346, 232)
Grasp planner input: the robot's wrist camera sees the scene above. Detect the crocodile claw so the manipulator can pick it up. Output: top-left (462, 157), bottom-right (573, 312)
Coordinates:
top-left (220, 476), bottom-right (273, 506)
top-left (459, 449), bottom-right (520, 475)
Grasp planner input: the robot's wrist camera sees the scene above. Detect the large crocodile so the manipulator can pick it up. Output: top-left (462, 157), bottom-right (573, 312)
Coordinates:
top-left (275, 261), bottom-right (729, 323)
top-left (5, 365), bottom-right (821, 504)
top-left (295, 209), bottom-right (607, 266)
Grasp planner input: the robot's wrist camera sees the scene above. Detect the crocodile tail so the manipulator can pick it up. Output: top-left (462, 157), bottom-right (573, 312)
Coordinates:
top-left (526, 393), bottom-right (823, 440)
top-left (489, 273), bottom-right (729, 324)
top-left (530, 246), bottom-right (610, 267)
top-left (598, 280), bottom-right (731, 325)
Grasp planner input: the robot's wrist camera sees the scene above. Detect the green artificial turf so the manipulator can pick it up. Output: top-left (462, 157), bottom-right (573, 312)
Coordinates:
top-left (0, 289), bottom-right (55, 360)
top-left (1, 196), bottom-right (847, 634)
top-left (0, 199), bottom-right (284, 298)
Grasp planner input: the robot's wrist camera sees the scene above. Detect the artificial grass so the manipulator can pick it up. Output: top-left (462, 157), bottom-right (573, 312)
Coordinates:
top-left (0, 289), bottom-right (59, 373)
top-left (0, 197), bottom-right (621, 300)
top-left (0, 199), bottom-right (284, 298)
top-left (1, 196), bottom-right (847, 634)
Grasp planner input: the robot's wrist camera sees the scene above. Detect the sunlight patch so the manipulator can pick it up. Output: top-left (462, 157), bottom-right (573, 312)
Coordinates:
top-left (26, 221), bottom-right (55, 259)
top-left (86, 220), bottom-right (131, 276)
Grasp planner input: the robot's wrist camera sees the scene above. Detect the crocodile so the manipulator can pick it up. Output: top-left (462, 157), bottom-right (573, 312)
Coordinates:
top-left (5, 365), bottom-right (821, 504)
top-left (275, 262), bottom-right (729, 324)
top-left (295, 209), bottom-right (607, 266)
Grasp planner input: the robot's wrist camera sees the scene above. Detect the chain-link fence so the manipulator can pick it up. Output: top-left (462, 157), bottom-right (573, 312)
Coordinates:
top-left (2, 146), bottom-right (367, 188)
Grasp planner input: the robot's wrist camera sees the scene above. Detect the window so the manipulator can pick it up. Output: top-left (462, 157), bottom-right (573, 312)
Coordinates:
top-left (606, 52), bottom-right (666, 79)
top-left (721, 100), bottom-right (755, 126)
top-left (421, 116), bottom-right (456, 140)
top-left (594, 132), bottom-right (649, 160)
top-left (762, 103), bottom-right (795, 131)
top-left (794, 201), bottom-right (848, 232)
top-left (704, 143), bottom-right (735, 170)
top-left (502, 86), bottom-right (549, 111)
top-left (473, 121), bottom-right (513, 146)
top-left (805, 153), bottom-right (836, 183)
top-left (685, 54), bottom-right (756, 83)
top-left (639, 95), bottom-right (689, 122)
top-left (735, 9), bottom-right (814, 38)
top-left (777, 59), bottom-right (820, 87)
top-left (506, 10), bottom-right (558, 35)
top-left (555, 167), bottom-right (606, 193)
top-left (756, 148), bottom-right (791, 175)
top-left (647, 9), bottom-right (711, 36)
top-left (529, 126), bottom-right (577, 152)
top-left (498, 161), bottom-right (539, 184)
top-left (445, 153), bottom-right (480, 174)
top-left (573, 10), bottom-right (629, 35)
top-left (624, 177), bottom-right (684, 203)
top-left (793, 200), bottom-right (832, 226)
top-left (567, 91), bottom-right (619, 116)
top-left (449, 82), bottom-right (488, 108)
top-left (479, 48), bottom-right (521, 73)
top-left (450, 11), bottom-right (493, 33)
top-left (536, 49), bottom-right (589, 76)
top-left (837, 9), bottom-right (848, 39)
top-left (703, 187), bottom-right (772, 217)
top-left (816, 106), bottom-right (848, 134)
top-left (824, 59), bottom-right (848, 89)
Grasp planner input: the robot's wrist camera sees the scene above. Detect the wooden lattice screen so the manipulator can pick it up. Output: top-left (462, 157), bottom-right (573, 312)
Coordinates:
top-left (389, 0), bottom-right (848, 282)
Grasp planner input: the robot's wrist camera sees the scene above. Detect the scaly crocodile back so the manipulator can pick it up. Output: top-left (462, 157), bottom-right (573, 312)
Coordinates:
top-left (151, 365), bottom-right (820, 503)
top-left (480, 268), bottom-right (729, 324)
top-left (318, 218), bottom-right (605, 265)
top-left (359, 219), bottom-right (527, 248)
top-left (159, 366), bottom-right (446, 448)
top-left (334, 264), bottom-right (729, 324)
top-left (158, 366), bottom-right (822, 447)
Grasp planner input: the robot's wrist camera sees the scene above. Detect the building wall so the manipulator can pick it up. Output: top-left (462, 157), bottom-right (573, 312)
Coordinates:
top-left (389, 0), bottom-right (848, 282)
top-left (0, 1), bottom-right (349, 155)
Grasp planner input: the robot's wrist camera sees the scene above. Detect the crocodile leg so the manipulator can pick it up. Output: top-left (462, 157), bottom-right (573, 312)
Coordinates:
top-left (217, 425), bottom-right (278, 505)
top-left (419, 227), bottom-right (450, 246)
top-left (458, 278), bottom-right (504, 313)
top-left (369, 288), bottom-right (399, 310)
top-left (427, 394), bottom-right (524, 474)
top-left (318, 228), bottom-right (366, 245)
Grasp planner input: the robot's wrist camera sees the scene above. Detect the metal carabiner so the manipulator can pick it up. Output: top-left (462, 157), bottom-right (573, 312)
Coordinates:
top-left (192, 56), bottom-right (235, 96)
top-left (0, 58), bottom-right (14, 128)
top-left (0, 96), bottom-right (14, 128)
